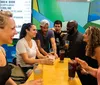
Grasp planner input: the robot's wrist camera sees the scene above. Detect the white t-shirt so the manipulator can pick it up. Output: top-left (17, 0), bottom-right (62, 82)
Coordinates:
top-left (16, 38), bottom-right (38, 67)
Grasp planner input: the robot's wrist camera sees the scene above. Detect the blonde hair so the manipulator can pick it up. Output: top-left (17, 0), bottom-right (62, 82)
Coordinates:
top-left (0, 10), bottom-right (12, 28)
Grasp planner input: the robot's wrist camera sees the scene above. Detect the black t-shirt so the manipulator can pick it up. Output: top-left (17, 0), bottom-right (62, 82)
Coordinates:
top-left (54, 31), bottom-right (65, 55)
top-left (54, 31), bottom-right (65, 46)
top-left (0, 64), bottom-right (12, 85)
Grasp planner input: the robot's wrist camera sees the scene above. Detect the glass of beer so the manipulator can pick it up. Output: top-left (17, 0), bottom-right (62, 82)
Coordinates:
top-left (59, 49), bottom-right (65, 63)
top-left (34, 64), bottom-right (43, 80)
top-left (65, 40), bottom-right (69, 49)
top-left (68, 60), bottom-right (76, 80)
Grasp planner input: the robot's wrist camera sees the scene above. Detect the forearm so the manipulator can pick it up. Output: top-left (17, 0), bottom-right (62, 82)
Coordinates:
top-left (5, 78), bottom-right (17, 85)
top-left (39, 48), bottom-right (48, 56)
top-left (52, 43), bottom-right (57, 54)
top-left (25, 58), bottom-right (44, 65)
top-left (37, 52), bottom-right (47, 59)
top-left (86, 66), bottom-right (98, 78)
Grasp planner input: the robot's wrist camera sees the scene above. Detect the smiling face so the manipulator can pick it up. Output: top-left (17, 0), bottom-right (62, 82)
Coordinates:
top-left (54, 24), bottom-right (62, 33)
top-left (83, 29), bottom-right (89, 43)
top-left (26, 25), bottom-right (37, 38)
top-left (0, 17), bottom-right (17, 45)
top-left (66, 21), bottom-right (77, 35)
top-left (41, 23), bottom-right (49, 35)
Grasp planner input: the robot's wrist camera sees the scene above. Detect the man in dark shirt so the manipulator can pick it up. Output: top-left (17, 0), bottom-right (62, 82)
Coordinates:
top-left (51, 20), bottom-right (65, 56)
top-left (66, 20), bottom-right (86, 59)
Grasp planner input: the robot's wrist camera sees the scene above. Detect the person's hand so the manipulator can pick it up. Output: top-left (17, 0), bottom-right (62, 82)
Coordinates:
top-left (43, 55), bottom-right (49, 59)
top-left (60, 33), bottom-right (67, 37)
top-left (81, 68), bottom-right (89, 75)
top-left (75, 58), bottom-right (89, 71)
top-left (41, 58), bottom-right (54, 65)
top-left (23, 79), bottom-right (43, 85)
top-left (51, 28), bottom-right (55, 31)
top-left (54, 53), bottom-right (58, 59)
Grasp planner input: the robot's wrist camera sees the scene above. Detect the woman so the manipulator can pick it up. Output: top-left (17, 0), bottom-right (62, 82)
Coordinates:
top-left (75, 26), bottom-right (100, 85)
top-left (16, 23), bottom-right (53, 76)
top-left (0, 10), bottom-right (43, 85)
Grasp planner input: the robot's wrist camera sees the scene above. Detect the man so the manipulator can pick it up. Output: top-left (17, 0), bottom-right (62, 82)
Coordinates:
top-left (66, 20), bottom-right (97, 85)
top-left (36, 19), bottom-right (58, 58)
top-left (51, 20), bottom-right (65, 56)
top-left (66, 20), bottom-right (86, 59)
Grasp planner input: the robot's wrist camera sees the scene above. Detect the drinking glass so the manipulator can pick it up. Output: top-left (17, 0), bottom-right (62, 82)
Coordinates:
top-left (33, 64), bottom-right (43, 80)
top-left (68, 61), bottom-right (76, 80)
top-left (65, 40), bottom-right (69, 49)
top-left (59, 49), bottom-right (65, 63)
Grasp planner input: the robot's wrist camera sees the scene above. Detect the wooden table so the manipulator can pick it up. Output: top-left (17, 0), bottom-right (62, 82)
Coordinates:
top-left (26, 58), bottom-right (82, 85)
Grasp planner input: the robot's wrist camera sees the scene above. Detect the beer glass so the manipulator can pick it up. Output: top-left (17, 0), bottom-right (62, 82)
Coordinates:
top-left (59, 49), bottom-right (65, 63)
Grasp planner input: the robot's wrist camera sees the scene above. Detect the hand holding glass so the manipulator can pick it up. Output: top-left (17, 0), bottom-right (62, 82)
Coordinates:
top-left (65, 40), bottom-right (69, 49)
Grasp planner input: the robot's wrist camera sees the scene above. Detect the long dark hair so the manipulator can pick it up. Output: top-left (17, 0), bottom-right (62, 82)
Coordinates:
top-left (19, 23), bottom-right (32, 39)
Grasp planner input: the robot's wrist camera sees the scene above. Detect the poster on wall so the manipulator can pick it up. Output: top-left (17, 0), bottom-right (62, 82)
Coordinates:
top-left (0, 0), bottom-right (32, 38)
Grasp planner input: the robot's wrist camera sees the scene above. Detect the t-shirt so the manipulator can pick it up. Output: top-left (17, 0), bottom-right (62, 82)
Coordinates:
top-left (16, 38), bottom-right (38, 67)
top-left (54, 31), bottom-right (65, 55)
top-left (36, 30), bottom-right (55, 52)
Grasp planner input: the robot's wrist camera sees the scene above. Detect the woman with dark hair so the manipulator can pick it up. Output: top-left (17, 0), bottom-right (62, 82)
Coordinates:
top-left (16, 23), bottom-right (53, 77)
top-left (75, 26), bottom-right (100, 85)
top-left (0, 10), bottom-right (43, 85)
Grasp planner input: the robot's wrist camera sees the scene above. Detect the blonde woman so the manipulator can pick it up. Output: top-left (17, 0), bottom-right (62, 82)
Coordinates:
top-left (0, 10), bottom-right (43, 85)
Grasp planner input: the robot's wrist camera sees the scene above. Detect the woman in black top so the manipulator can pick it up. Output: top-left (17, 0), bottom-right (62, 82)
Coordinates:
top-left (0, 10), bottom-right (42, 85)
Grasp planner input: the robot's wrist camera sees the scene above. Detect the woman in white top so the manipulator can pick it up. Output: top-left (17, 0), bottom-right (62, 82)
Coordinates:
top-left (16, 23), bottom-right (53, 76)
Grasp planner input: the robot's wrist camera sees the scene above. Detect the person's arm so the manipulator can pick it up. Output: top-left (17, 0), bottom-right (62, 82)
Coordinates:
top-left (20, 53), bottom-right (53, 65)
top-left (19, 53), bottom-right (44, 65)
top-left (5, 78), bottom-right (17, 85)
top-left (36, 46), bottom-right (48, 59)
top-left (95, 47), bottom-right (100, 66)
top-left (20, 79), bottom-right (43, 85)
top-left (36, 39), bottom-right (48, 56)
top-left (75, 58), bottom-right (98, 78)
top-left (50, 37), bottom-right (58, 58)
top-left (85, 66), bottom-right (97, 78)
top-left (6, 78), bottom-right (43, 85)
top-left (50, 28), bottom-right (55, 31)
top-left (97, 67), bottom-right (100, 85)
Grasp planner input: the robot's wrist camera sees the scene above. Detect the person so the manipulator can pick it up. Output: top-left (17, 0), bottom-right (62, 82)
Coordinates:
top-left (0, 10), bottom-right (42, 85)
top-left (75, 26), bottom-right (100, 85)
top-left (66, 20), bottom-right (86, 59)
top-left (51, 20), bottom-right (65, 56)
top-left (36, 19), bottom-right (58, 58)
top-left (16, 23), bottom-right (53, 77)
top-left (66, 20), bottom-right (98, 85)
